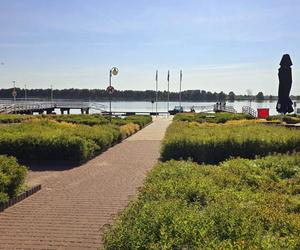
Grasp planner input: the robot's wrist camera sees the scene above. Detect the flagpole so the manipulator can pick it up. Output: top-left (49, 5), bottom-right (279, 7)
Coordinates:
top-left (179, 70), bottom-right (182, 107)
top-left (155, 70), bottom-right (158, 117)
top-left (167, 70), bottom-right (170, 112)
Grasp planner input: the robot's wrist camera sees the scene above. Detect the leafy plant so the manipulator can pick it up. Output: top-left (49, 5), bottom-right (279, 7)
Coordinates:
top-left (104, 154), bottom-right (300, 249)
top-left (0, 155), bottom-right (27, 204)
top-left (267, 114), bottom-right (300, 124)
top-left (174, 112), bottom-right (254, 124)
top-left (161, 121), bottom-right (300, 164)
top-left (0, 114), bottom-right (34, 124)
top-left (0, 120), bottom-right (121, 162)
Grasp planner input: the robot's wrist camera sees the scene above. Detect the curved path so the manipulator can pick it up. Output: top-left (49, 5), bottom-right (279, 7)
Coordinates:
top-left (0, 116), bottom-right (172, 249)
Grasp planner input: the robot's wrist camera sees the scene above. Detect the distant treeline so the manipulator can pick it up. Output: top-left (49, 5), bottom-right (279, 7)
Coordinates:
top-left (0, 88), bottom-right (299, 102)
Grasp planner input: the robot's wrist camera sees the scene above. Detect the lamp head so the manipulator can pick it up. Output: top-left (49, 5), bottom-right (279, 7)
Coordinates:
top-left (111, 67), bottom-right (119, 76)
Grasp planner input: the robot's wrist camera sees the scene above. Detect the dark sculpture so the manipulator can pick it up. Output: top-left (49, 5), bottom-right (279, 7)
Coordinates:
top-left (276, 54), bottom-right (294, 114)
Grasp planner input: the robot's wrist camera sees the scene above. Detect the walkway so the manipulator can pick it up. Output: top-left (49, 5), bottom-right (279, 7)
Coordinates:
top-left (0, 116), bottom-right (172, 249)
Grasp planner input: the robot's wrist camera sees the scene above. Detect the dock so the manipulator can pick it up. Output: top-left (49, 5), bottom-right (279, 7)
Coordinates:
top-left (0, 99), bottom-right (106, 114)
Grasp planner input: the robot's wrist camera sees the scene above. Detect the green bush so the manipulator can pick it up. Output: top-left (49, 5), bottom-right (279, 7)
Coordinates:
top-left (0, 120), bottom-right (121, 162)
top-left (267, 114), bottom-right (300, 124)
top-left (161, 121), bottom-right (300, 164)
top-left (123, 115), bottom-right (152, 128)
top-left (48, 114), bottom-right (110, 126)
top-left (104, 154), bottom-right (300, 249)
top-left (48, 114), bottom-right (152, 127)
top-left (0, 115), bottom-right (151, 163)
top-left (0, 114), bottom-right (34, 124)
top-left (0, 155), bottom-right (27, 204)
top-left (174, 112), bottom-right (254, 123)
top-left (120, 123), bottom-right (140, 138)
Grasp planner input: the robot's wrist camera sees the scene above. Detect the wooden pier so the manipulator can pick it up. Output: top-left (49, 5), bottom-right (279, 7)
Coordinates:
top-left (0, 99), bottom-right (237, 116)
top-left (102, 111), bottom-right (169, 116)
top-left (0, 99), bottom-right (106, 114)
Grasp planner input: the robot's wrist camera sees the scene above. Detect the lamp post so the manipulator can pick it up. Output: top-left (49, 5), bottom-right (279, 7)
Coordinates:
top-left (24, 84), bottom-right (27, 101)
top-left (12, 81), bottom-right (17, 102)
top-left (50, 85), bottom-right (53, 102)
top-left (107, 67), bottom-right (118, 121)
top-left (167, 70), bottom-right (170, 113)
top-left (179, 70), bottom-right (182, 107)
top-left (155, 70), bottom-right (158, 117)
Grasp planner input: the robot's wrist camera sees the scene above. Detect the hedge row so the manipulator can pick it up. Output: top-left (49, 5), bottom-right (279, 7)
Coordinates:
top-left (0, 120), bottom-right (121, 162)
top-left (174, 112), bottom-right (254, 123)
top-left (266, 114), bottom-right (300, 124)
top-left (0, 114), bottom-right (153, 128)
top-left (104, 154), bottom-right (300, 249)
top-left (120, 123), bottom-right (140, 139)
top-left (161, 121), bottom-right (300, 164)
top-left (0, 155), bottom-right (27, 204)
top-left (49, 114), bottom-right (152, 128)
top-left (0, 114), bottom-right (34, 124)
top-left (49, 114), bottom-right (110, 126)
top-left (123, 115), bottom-right (152, 128)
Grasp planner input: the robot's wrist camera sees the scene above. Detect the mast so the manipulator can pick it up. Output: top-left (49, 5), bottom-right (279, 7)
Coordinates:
top-left (179, 70), bottom-right (182, 107)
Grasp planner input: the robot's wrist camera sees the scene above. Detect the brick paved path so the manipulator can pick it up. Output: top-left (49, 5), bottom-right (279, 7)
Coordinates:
top-left (0, 116), bottom-right (172, 249)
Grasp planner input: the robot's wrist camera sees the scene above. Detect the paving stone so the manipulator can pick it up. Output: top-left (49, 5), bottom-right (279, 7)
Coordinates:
top-left (0, 116), bottom-right (172, 249)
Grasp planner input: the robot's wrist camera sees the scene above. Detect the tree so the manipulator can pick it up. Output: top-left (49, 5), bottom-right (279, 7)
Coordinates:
top-left (218, 91), bottom-right (226, 101)
top-left (256, 92), bottom-right (264, 101)
top-left (228, 91), bottom-right (235, 101)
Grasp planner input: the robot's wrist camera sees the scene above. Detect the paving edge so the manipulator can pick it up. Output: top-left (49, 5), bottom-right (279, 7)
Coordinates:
top-left (0, 184), bottom-right (42, 213)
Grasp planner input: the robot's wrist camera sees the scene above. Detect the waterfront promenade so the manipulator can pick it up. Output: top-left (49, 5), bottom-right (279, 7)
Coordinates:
top-left (0, 116), bottom-right (172, 249)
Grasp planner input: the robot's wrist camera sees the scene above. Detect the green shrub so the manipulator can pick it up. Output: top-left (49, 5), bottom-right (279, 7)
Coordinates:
top-left (48, 114), bottom-right (152, 127)
top-left (267, 114), bottom-right (300, 124)
top-left (0, 114), bottom-right (151, 163)
top-left (161, 121), bottom-right (300, 164)
top-left (104, 154), bottom-right (300, 249)
top-left (48, 114), bottom-right (110, 126)
top-left (0, 155), bottom-right (27, 204)
top-left (0, 120), bottom-right (121, 162)
top-left (123, 115), bottom-right (152, 128)
top-left (174, 112), bottom-right (254, 123)
top-left (120, 123), bottom-right (140, 138)
top-left (0, 114), bottom-right (34, 124)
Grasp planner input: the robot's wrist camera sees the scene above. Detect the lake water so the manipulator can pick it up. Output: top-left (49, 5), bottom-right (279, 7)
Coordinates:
top-left (80, 100), bottom-right (299, 116)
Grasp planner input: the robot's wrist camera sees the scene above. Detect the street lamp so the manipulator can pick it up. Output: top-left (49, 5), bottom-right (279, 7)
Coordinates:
top-left (12, 81), bottom-right (17, 102)
top-left (24, 84), bottom-right (27, 101)
top-left (50, 84), bottom-right (53, 102)
top-left (107, 67), bottom-right (118, 121)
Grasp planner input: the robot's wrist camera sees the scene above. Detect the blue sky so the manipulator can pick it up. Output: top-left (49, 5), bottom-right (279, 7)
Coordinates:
top-left (0, 0), bottom-right (300, 95)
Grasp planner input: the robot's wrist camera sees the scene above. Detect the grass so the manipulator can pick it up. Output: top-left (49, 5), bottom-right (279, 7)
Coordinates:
top-left (104, 154), bottom-right (300, 249)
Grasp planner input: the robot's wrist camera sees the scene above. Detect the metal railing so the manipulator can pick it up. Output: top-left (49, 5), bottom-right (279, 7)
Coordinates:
top-left (242, 106), bottom-right (257, 117)
top-left (213, 104), bottom-right (237, 113)
top-left (0, 99), bottom-right (107, 114)
top-left (186, 105), bottom-right (215, 112)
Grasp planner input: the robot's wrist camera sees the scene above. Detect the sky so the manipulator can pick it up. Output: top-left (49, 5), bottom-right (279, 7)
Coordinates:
top-left (0, 0), bottom-right (300, 95)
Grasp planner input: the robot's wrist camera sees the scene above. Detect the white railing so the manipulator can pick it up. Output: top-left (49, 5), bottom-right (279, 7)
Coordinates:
top-left (213, 104), bottom-right (237, 113)
top-left (187, 105), bottom-right (215, 112)
top-left (242, 106), bottom-right (257, 117)
top-left (0, 99), bottom-right (107, 114)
